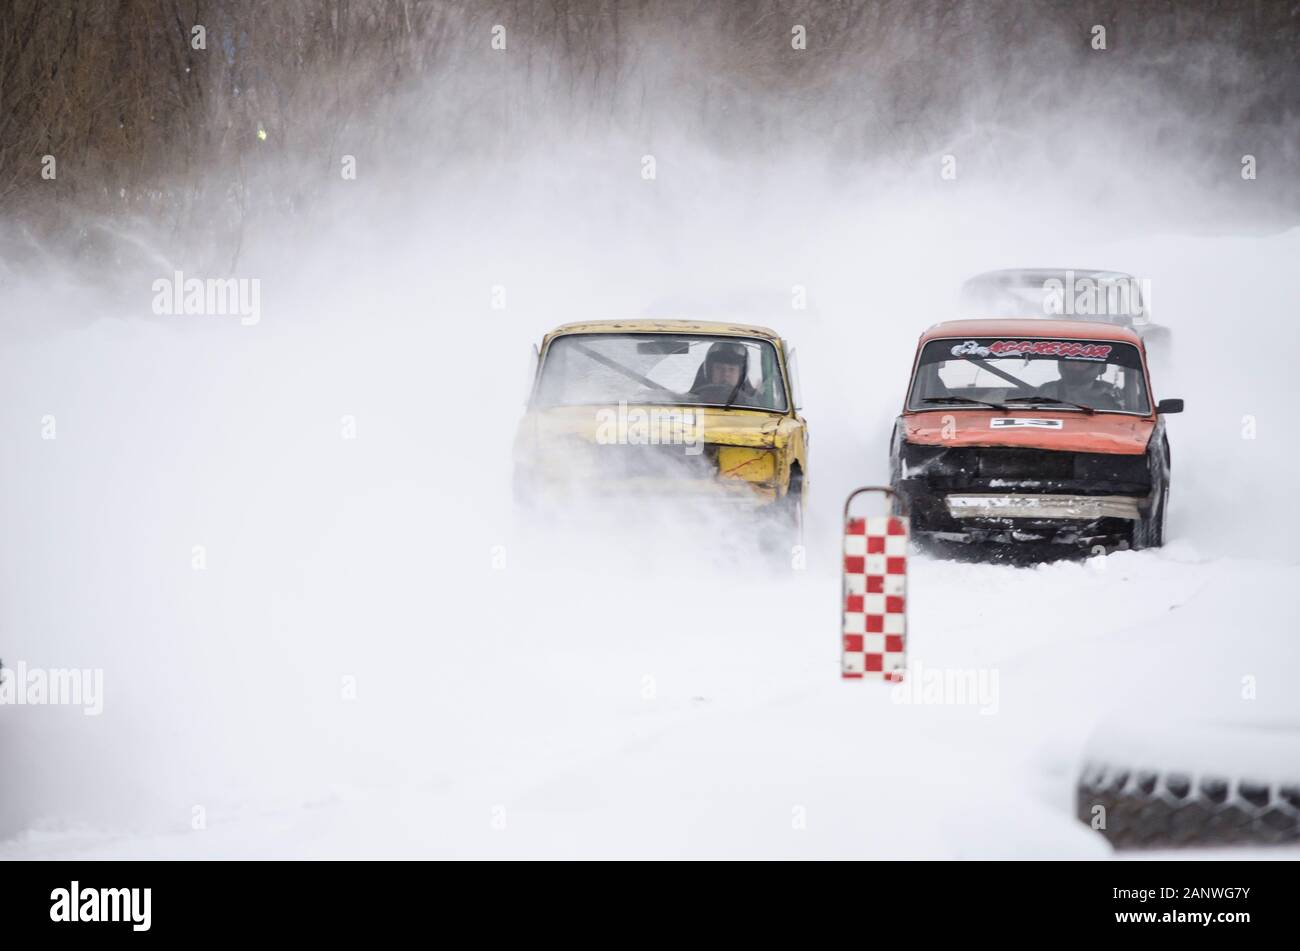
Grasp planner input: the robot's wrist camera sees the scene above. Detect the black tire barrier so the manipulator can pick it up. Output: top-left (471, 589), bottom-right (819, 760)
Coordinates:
top-left (1076, 761), bottom-right (1300, 849)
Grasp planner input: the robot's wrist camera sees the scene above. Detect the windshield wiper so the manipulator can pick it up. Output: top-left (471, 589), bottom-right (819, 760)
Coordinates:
top-left (719, 378), bottom-right (747, 411)
top-left (1003, 396), bottom-right (1095, 415)
top-left (570, 341), bottom-right (681, 397)
top-left (921, 396), bottom-right (1008, 410)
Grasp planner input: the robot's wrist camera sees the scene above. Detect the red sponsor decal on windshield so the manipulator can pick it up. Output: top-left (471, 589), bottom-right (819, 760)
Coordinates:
top-left (987, 340), bottom-right (1113, 359)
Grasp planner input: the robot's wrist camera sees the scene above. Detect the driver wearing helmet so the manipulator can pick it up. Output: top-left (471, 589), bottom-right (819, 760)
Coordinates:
top-left (690, 341), bottom-right (758, 404)
top-left (1048, 358), bottom-right (1123, 410)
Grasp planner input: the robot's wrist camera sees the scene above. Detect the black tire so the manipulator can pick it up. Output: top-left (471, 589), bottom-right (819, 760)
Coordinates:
top-left (760, 469), bottom-right (803, 558)
top-left (1132, 482), bottom-right (1167, 550)
top-left (785, 468), bottom-right (804, 549)
top-left (1077, 763), bottom-right (1300, 849)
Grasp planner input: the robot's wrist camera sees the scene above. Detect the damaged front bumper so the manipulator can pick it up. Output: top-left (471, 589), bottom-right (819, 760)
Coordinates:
top-left (539, 475), bottom-right (777, 507)
top-left (894, 443), bottom-right (1155, 546)
top-left (944, 493), bottom-right (1141, 521)
top-left (515, 442), bottom-right (781, 511)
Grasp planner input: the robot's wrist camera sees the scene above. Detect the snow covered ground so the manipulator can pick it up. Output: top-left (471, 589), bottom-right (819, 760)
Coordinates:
top-left (1, 164), bottom-right (1297, 858)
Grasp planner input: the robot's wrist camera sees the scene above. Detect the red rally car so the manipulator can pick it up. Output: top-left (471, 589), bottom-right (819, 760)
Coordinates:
top-left (890, 319), bottom-right (1184, 551)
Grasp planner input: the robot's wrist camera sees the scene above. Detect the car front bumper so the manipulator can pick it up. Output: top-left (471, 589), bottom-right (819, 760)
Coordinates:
top-left (944, 493), bottom-right (1142, 521)
top-left (893, 442), bottom-right (1155, 546)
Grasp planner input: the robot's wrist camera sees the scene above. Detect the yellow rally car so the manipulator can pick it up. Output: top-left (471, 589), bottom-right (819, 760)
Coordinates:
top-left (513, 320), bottom-right (809, 544)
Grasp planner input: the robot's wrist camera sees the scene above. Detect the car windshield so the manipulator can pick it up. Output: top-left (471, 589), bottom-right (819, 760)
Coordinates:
top-left (536, 333), bottom-right (788, 412)
top-left (908, 337), bottom-right (1151, 415)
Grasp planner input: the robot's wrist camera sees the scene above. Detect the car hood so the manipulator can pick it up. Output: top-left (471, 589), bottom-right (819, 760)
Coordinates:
top-left (902, 409), bottom-right (1154, 455)
top-left (522, 404), bottom-right (784, 449)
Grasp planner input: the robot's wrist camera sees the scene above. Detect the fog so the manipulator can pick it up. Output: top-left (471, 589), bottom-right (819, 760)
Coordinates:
top-left (1, 4), bottom-right (1297, 855)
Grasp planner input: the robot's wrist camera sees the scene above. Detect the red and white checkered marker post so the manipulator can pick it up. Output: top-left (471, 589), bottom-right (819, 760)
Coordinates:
top-left (842, 487), bottom-right (909, 681)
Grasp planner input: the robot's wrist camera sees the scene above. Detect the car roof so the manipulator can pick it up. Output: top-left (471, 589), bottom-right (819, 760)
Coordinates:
top-left (962, 268), bottom-right (1136, 286)
top-left (920, 318), bottom-right (1143, 345)
top-left (641, 290), bottom-right (822, 320)
top-left (543, 319), bottom-right (783, 342)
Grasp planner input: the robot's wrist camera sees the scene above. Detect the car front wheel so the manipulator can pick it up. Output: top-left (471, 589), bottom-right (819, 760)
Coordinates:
top-left (1132, 483), bottom-right (1168, 550)
top-left (759, 470), bottom-right (803, 558)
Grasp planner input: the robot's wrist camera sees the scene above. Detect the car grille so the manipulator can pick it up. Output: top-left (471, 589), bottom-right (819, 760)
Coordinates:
top-left (903, 445), bottom-right (1151, 490)
top-left (976, 448), bottom-right (1074, 480)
